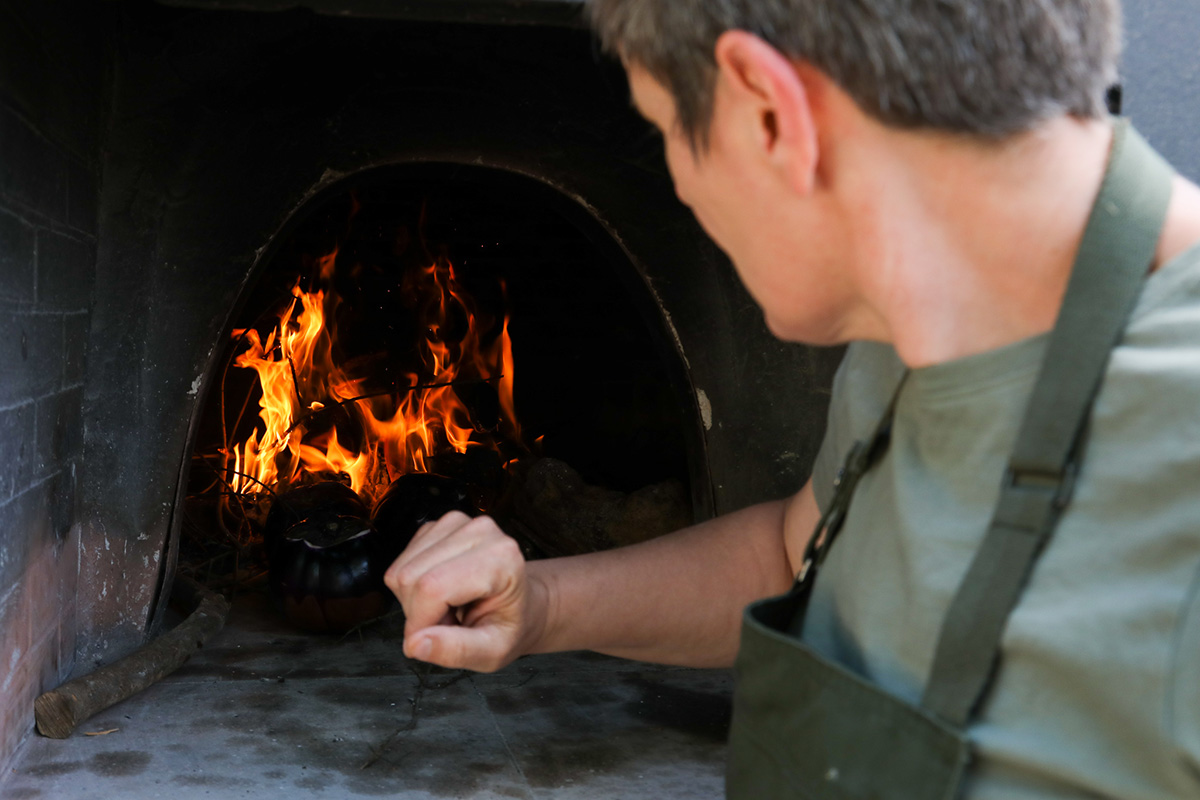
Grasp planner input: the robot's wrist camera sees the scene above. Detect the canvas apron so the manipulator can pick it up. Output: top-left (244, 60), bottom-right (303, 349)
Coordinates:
top-left (727, 122), bottom-right (1175, 800)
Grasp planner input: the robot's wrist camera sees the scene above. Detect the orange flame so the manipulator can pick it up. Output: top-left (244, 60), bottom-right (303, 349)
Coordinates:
top-left (224, 245), bottom-right (519, 507)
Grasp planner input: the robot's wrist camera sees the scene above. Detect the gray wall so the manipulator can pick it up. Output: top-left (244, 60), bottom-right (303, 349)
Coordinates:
top-left (0, 0), bottom-right (105, 772)
top-left (1124, 0), bottom-right (1200, 181)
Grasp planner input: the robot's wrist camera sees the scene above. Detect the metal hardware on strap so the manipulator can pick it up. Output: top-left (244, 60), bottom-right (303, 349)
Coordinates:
top-left (993, 462), bottom-right (1079, 533)
top-left (797, 374), bottom-right (908, 585)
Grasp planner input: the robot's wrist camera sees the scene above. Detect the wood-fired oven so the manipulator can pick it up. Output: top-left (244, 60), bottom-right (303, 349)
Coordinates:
top-left (0, 0), bottom-right (1196, 784)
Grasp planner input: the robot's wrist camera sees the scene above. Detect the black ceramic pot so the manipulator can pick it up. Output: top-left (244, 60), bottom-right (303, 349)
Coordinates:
top-left (263, 481), bottom-right (368, 559)
top-left (265, 482), bottom-right (393, 633)
top-left (371, 473), bottom-right (477, 560)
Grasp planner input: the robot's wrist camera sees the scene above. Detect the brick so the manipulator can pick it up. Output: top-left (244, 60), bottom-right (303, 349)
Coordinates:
top-left (0, 103), bottom-right (67, 222)
top-left (0, 2), bottom-right (106, 169)
top-left (0, 401), bottom-right (34, 500)
top-left (0, 208), bottom-right (34, 303)
top-left (62, 312), bottom-right (89, 386)
top-left (65, 157), bottom-right (98, 235)
top-left (26, 546), bottom-right (67, 654)
top-left (36, 230), bottom-right (93, 310)
top-left (0, 308), bottom-right (63, 406)
top-left (35, 388), bottom-right (82, 478)
top-left (0, 485), bottom-right (51, 593)
top-left (0, 526), bottom-right (76, 771)
top-left (0, 581), bottom-right (34, 767)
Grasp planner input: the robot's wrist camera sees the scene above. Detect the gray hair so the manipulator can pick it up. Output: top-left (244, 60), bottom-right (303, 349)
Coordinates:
top-left (588, 0), bottom-right (1122, 145)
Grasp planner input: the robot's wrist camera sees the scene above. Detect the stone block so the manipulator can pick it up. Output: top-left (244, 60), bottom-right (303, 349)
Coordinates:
top-left (0, 484), bottom-right (52, 596)
top-left (0, 208), bottom-right (35, 303)
top-left (0, 509), bottom-right (77, 773)
top-left (0, 401), bottom-right (34, 500)
top-left (63, 311), bottom-right (89, 387)
top-left (36, 388), bottom-right (84, 477)
top-left (0, 581), bottom-right (35, 772)
top-left (0, 103), bottom-right (68, 223)
top-left (0, 307), bottom-right (63, 406)
top-left (0, 1), bottom-right (107, 170)
top-left (65, 157), bottom-right (98, 236)
top-left (37, 230), bottom-right (94, 311)
top-left (25, 546), bottom-right (66, 656)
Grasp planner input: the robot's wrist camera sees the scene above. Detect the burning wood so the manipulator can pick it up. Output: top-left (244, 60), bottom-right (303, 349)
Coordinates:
top-left (184, 202), bottom-right (692, 634)
top-left (222, 243), bottom-right (519, 509)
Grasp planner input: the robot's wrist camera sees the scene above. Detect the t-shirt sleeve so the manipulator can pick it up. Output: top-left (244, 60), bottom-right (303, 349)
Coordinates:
top-left (810, 341), bottom-right (908, 513)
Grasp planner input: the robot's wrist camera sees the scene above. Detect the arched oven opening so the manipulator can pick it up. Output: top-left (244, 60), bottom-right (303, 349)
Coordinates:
top-left (182, 163), bottom-right (706, 632)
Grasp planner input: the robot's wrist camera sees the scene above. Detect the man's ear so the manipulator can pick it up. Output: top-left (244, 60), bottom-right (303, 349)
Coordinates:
top-left (713, 31), bottom-right (819, 195)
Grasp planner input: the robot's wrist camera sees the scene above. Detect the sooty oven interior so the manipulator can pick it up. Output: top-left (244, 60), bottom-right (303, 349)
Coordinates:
top-left (0, 0), bottom-right (840, 729)
top-left (131, 2), bottom-right (843, 638)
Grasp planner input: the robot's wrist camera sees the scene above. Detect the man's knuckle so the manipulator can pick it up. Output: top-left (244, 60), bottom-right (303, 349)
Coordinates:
top-left (414, 571), bottom-right (442, 597)
top-left (392, 565), bottom-right (419, 592)
top-left (462, 513), bottom-right (497, 535)
top-left (495, 535), bottom-right (523, 562)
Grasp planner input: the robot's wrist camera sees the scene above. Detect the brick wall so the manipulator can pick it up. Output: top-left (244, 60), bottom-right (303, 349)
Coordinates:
top-left (0, 0), bottom-right (105, 772)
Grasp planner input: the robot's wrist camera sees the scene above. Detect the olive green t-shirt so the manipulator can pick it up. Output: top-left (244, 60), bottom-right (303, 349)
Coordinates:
top-left (806, 241), bottom-right (1200, 799)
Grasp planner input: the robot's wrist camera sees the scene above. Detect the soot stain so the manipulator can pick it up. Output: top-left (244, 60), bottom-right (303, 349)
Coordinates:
top-left (89, 751), bottom-right (152, 777)
top-left (197, 685), bottom-right (517, 798)
top-left (622, 675), bottom-right (733, 743)
top-left (2, 787), bottom-right (43, 798)
top-left (263, 769), bottom-right (286, 780)
top-left (486, 672), bottom-right (732, 789)
top-left (483, 682), bottom-right (621, 717)
top-left (341, 747), bottom-right (522, 799)
top-left (293, 774), bottom-right (329, 791)
top-left (270, 637), bottom-right (313, 656)
top-left (172, 774), bottom-right (241, 787)
top-left (227, 734), bottom-right (260, 748)
top-left (313, 682), bottom-right (399, 709)
top-left (213, 689), bottom-right (294, 714)
top-left (519, 739), bottom-right (629, 788)
top-left (23, 761), bottom-right (84, 778)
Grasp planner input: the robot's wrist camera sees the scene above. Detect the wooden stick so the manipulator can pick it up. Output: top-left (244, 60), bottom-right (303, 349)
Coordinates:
top-left (33, 576), bottom-right (230, 739)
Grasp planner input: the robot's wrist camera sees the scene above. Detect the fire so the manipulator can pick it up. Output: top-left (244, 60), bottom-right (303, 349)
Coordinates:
top-left (223, 245), bottom-right (519, 507)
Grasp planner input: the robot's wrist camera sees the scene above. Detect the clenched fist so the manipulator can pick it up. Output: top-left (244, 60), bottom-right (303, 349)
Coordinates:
top-left (384, 511), bottom-right (549, 673)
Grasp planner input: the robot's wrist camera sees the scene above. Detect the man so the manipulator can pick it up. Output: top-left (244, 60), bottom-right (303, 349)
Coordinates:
top-left (385, 0), bottom-right (1200, 796)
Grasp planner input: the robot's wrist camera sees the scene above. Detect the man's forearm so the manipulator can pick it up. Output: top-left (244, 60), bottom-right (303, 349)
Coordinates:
top-left (525, 499), bottom-right (796, 668)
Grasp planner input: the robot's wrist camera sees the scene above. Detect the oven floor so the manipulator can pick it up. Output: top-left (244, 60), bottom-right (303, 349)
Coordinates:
top-left (2, 591), bottom-right (730, 799)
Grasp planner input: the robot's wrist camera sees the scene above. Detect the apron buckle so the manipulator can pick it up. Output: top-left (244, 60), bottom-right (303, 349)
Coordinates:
top-left (1005, 461), bottom-right (1079, 510)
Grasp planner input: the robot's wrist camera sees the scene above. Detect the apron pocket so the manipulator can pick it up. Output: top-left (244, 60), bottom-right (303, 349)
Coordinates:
top-left (726, 592), bottom-right (971, 800)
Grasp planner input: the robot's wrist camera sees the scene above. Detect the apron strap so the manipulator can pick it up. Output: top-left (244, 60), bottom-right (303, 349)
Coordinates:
top-left (920, 122), bottom-right (1176, 726)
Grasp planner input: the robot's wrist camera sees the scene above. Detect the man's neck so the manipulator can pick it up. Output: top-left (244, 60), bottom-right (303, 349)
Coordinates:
top-left (847, 118), bottom-right (1117, 368)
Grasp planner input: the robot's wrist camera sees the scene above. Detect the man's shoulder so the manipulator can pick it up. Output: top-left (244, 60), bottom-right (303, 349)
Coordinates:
top-left (1125, 240), bottom-right (1200, 336)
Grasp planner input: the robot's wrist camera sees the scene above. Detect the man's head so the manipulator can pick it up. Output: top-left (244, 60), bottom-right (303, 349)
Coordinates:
top-left (589, 0), bottom-right (1122, 148)
top-left (589, 0), bottom-right (1123, 347)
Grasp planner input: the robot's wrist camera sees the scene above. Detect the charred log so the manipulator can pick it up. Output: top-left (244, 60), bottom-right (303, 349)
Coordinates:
top-left (34, 576), bottom-right (229, 740)
top-left (510, 458), bottom-right (691, 557)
